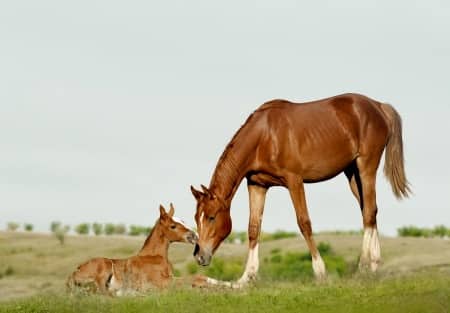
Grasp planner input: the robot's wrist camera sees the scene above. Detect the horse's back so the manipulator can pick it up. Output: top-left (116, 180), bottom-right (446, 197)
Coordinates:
top-left (250, 94), bottom-right (390, 181)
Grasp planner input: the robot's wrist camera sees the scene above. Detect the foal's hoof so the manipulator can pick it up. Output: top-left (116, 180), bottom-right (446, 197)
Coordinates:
top-left (192, 275), bottom-right (208, 288)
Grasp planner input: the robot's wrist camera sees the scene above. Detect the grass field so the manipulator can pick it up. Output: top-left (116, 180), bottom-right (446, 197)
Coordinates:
top-left (1, 231), bottom-right (449, 312)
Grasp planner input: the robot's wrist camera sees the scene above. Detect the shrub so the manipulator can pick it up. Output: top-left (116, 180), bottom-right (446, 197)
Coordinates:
top-left (128, 225), bottom-right (151, 236)
top-left (397, 225), bottom-right (448, 238)
top-left (92, 223), bottom-right (103, 236)
top-left (225, 231), bottom-right (247, 244)
top-left (205, 258), bottom-right (243, 281)
top-left (261, 230), bottom-right (298, 242)
top-left (50, 221), bottom-right (61, 233)
top-left (7, 222), bottom-right (19, 232)
top-left (5, 266), bottom-right (14, 276)
top-left (185, 257), bottom-right (243, 281)
top-left (114, 224), bottom-right (126, 235)
top-left (75, 223), bottom-right (90, 235)
top-left (104, 223), bottom-right (115, 235)
top-left (50, 223), bottom-right (70, 245)
top-left (24, 224), bottom-right (33, 232)
top-left (260, 241), bottom-right (347, 281)
top-left (186, 262), bottom-right (199, 275)
top-left (432, 225), bottom-right (448, 238)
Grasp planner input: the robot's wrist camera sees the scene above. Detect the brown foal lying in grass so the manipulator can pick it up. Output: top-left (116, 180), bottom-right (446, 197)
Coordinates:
top-left (67, 204), bottom-right (197, 294)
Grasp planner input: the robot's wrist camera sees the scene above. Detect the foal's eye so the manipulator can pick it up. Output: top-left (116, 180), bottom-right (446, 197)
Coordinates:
top-left (170, 225), bottom-right (176, 229)
top-left (208, 216), bottom-right (215, 222)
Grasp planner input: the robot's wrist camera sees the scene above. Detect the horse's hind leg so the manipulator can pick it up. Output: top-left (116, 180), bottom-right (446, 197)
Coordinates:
top-left (344, 161), bottom-right (363, 210)
top-left (286, 174), bottom-right (326, 279)
top-left (237, 183), bottom-right (267, 285)
top-left (356, 157), bottom-right (381, 272)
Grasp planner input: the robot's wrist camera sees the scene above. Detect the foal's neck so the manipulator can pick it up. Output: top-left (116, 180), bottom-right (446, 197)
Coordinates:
top-left (137, 222), bottom-right (169, 258)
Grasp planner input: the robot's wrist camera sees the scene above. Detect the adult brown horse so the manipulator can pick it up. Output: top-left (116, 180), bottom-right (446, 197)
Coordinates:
top-left (190, 93), bottom-right (410, 286)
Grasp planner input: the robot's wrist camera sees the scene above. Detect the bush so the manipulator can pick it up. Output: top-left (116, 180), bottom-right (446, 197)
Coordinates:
top-left (24, 224), bottom-right (33, 232)
top-left (75, 223), bottom-right (90, 235)
top-left (128, 225), bottom-right (151, 236)
top-left (50, 221), bottom-right (61, 233)
top-left (7, 222), bottom-right (19, 232)
top-left (185, 257), bottom-right (243, 281)
top-left (261, 230), bottom-right (298, 242)
top-left (225, 231), bottom-right (247, 244)
top-left (432, 225), bottom-right (448, 238)
top-left (104, 223), bottom-right (115, 235)
top-left (114, 224), bottom-right (126, 235)
top-left (92, 223), bottom-right (103, 236)
top-left (260, 241), bottom-right (347, 281)
top-left (50, 222), bottom-right (70, 245)
top-left (398, 225), bottom-right (448, 238)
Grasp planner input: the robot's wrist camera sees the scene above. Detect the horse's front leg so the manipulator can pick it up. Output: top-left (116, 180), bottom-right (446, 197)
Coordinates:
top-left (236, 183), bottom-right (267, 286)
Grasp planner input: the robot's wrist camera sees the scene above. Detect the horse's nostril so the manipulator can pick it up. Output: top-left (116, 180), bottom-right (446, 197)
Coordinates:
top-left (193, 243), bottom-right (200, 256)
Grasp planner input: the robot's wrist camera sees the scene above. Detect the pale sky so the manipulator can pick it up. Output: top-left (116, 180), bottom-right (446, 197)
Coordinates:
top-left (1, 1), bottom-right (449, 236)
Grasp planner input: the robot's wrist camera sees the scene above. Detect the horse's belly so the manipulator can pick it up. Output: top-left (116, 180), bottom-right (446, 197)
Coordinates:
top-left (298, 146), bottom-right (355, 182)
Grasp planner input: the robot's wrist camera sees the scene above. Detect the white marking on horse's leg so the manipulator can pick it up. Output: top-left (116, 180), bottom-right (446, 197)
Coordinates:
top-left (360, 227), bottom-right (374, 270)
top-left (312, 254), bottom-right (326, 279)
top-left (206, 277), bottom-right (232, 288)
top-left (369, 228), bottom-right (381, 272)
top-left (237, 243), bottom-right (259, 285)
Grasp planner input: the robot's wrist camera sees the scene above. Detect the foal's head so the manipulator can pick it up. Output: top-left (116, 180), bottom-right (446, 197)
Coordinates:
top-left (158, 203), bottom-right (198, 245)
top-left (190, 185), bottom-right (232, 266)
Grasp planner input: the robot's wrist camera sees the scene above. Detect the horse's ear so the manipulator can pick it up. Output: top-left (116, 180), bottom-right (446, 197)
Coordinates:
top-left (190, 185), bottom-right (203, 201)
top-left (159, 204), bottom-right (167, 217)
top-left (200, 184), bottom-right (209, 195)
top-left (201, 184), bottom-right (216, 200)
top-left (168, 203), bottom-right (175, 217)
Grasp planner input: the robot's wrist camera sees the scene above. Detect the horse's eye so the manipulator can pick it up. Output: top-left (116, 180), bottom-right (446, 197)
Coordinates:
top-left (170, 225), bottom-right (176, 229)
top-left (208, 216), bottom-right (215, 222)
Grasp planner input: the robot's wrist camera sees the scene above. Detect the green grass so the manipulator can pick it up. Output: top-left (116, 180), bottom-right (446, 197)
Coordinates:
top-left (0, 270), bottom-right (449, 313)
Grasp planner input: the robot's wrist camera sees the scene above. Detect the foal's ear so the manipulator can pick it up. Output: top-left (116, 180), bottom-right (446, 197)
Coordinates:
top-left (190, 185), bottom-right (203, 201)
top-left (168, 203), bottom-right (175, 217)
top-left (159, 204), bottom-right (167, 217)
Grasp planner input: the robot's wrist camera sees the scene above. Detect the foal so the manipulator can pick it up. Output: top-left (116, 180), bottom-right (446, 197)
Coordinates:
top-left (67, 204), bottom-right (197, 294)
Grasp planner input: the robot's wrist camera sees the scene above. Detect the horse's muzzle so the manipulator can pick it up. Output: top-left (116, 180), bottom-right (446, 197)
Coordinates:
top-left (193, 243), bottom-right (212, 266)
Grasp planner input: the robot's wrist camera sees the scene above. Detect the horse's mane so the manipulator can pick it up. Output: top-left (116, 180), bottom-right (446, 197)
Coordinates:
top-left (213, 111), bottom-right (257, 178)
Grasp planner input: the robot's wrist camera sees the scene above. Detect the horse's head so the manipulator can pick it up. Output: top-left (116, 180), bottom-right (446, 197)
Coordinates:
top-left (191, 185), bottom-right (232, 266)
top-left (159, 203), bottom-right (198, 245)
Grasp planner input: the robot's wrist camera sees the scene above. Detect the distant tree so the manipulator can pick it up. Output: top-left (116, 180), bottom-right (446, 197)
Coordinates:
top-left (128, 225), bottom-right (142, 236)
top-left (104, 223), bottom-right (115, 235)
top-left (7, 222), bottom-right (19, 232)
top-left (24, 224), bottom-right (33, 232)
top-left (114, 224), bottom-right (126, 235)
top-left (432, 225), bottom-right (448, 238)
top-left (50, 221), bottom-right (70, 245)
top-left (92, 223), bottom-right (103, 236)
top-left (128, 225), bottom-right (151, 236)
top-left (50, 221), bottom-right (61, 233)
top-left (75, 223), bottom-right (90, 235)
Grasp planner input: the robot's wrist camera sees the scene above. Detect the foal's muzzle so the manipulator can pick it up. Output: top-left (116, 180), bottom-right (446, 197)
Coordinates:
top-left (186, 231), bottom-right (198, 245)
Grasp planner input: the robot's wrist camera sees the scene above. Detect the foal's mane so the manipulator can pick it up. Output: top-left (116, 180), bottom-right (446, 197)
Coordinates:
top-left (139, 218), bottom-right (160, 252)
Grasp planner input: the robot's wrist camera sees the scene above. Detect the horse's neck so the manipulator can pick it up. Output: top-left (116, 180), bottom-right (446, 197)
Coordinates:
top-left (209, 119), bottom-right (259, 204)
top-left (137, 224), bottom-right (169, 258)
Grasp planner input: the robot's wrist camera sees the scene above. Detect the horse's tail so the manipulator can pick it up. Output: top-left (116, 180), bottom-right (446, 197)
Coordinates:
top-left (380, 103), bottom-right (411, 199)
